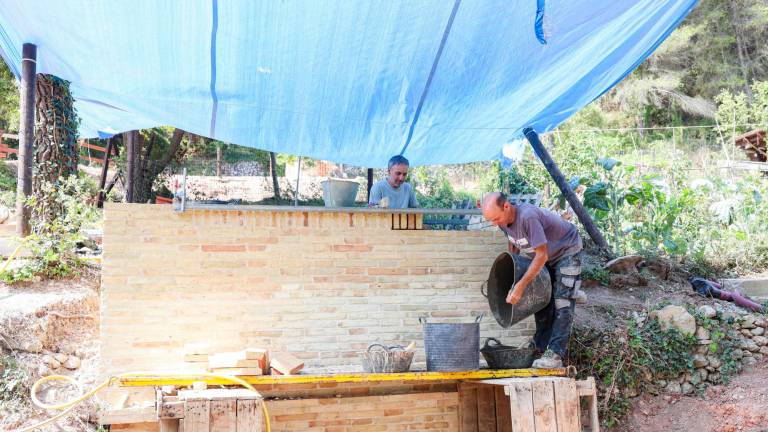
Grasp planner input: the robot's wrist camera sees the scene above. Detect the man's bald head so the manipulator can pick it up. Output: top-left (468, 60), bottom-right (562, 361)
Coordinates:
top-left (481, 192), bottom-right (515, 227)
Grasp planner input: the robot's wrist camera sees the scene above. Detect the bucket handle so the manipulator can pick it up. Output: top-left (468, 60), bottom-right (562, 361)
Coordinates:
top-left (475, 313), bottom-right (484, 323)
top-left (483, 337), bottom-right (502, 349)
top-left (419, 316), bottom-right (427, 325)
top-left (480, 280), bottom-right (488, 298)
top-left (367, 343), bottom-right (390, 353)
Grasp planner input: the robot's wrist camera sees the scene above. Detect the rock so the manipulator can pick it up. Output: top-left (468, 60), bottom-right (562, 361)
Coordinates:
top-left (706, 366), bottom-right (715, 372)
top-left (681, 382), bottom-right (694, 395)
top-left (53, 353), bottom-right (68, 364)
top-left (752, 336), bottom-right (768, 346)
top-left (623, 386), bottom-right (640, 398)
top-left (20, 340), bottom-right (43, 353)
top-left (732, 349), bottom-right (744, 360)
top-left (708, 373), bottom-right (721, 384)
top-left (752, 327), bottom-right (765, 336)
top-left (63, 356), bottom-right (80, 370)
top-left (741, 315), bottom-right (757, 329)
top-left (639, 367), bottom-right (653, 383)
top-left (643, 257), bottom-right (672, 280)
top-left (650, 305), bottom-right (696, 336)
top-left (605, 254), bottom-right (643, 273)
top-left (755, 316), bottom-right (767, 328)
top-left (760, 346), bottom-right (768, 355)
top-left (707, 355), bottom-right (722, 369)
top-left (696, 344), bottom-right (710, 355)
top-left (610, 273), bottom-right (648, 287)
top-left (665, 381), bottom-right (682, 394)
top-left (742, 356), bottom-right (758, 366)
top-left (0, 205), bottom-right (10, 224)
top-left (721, 312), bottom-right (739, 322)
top-left (657, 379), bottom-right (668, 388)
top-left (693, 354), bottom-right (709, 368)
top-left (741, 329), bottom-right (753, 337)
top-left (696, 326), bottom-right (711, 340)
top-left (698, 369), bottom-right (709, 382)
top-left (697, 305), bottom-right (717, 319)
top-left (690, 372), bottom-right (702, 386)
top-left (746, 340), bottom-right (762, 352)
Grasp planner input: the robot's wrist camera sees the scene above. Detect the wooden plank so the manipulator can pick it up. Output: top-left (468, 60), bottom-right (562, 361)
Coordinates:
top-left (183, 400), bottom-right (210, 432)
top-left (159, 401), bottom-right (185, 419)
top-left (236, 399), bottom-right (264, 432)
top-left (509, 381), bottom-right (535, 432)
top-left (119, 368), bottom-right (567, 387)
top-left (80, 154), bottom-right (104, 164)
top-left (179, 389), bottom-right (261, 401)
top-left (79, 141), bottom-right (107, 152)
top-left (554, 380), bottom-right (580, 432)
top-left (458, 383), bottom-right (479, 432)
top-left (159, 419), bottom-right (180, 432)
top-left (585, 377), bottom-right (599, 432)
top-left (532, 380), bottom-right (557, 432)
top-left (494, 386), bottom-right (512, 432)
top-left (210, 400), bottom-right (237, 432)
top-left (477, 385), bottom-right (497, 432)
top-left (576, 379), bottom-right (595, 397)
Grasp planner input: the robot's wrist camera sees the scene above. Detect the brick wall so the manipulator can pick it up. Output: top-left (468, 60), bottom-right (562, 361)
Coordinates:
top-left (100, 204), bottom-right (534, 377)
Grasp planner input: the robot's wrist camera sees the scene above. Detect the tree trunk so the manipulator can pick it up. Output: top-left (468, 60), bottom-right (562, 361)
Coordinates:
top-left (31, 74), bottom-right (79, 227)
top-left (269, 151), bottom-right (281, 201)
top-left (728, 0), bottom-right (753, 98)
top-left (124, 128), bottom-right (185, 204)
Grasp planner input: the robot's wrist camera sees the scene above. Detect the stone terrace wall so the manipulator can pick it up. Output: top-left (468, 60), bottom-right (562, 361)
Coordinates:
top-left (100, 204), bottom-right (534, 376)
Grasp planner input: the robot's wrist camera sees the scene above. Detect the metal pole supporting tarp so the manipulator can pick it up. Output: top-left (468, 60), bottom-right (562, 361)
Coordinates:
top-left (16, 43), bottom-right (36, 237)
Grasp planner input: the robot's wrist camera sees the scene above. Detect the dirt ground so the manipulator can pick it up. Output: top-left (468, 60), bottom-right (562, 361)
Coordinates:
top-left (622, 359), bottom-right (768, 432)
top-left (0, 268), bottom-right (101, 432)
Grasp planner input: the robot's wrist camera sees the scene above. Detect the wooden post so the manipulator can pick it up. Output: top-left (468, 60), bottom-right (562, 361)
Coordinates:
top-left (16, 43), bottom-right (36, 237)
top-left (524, 127), bottom-right (609, 251)
top-left (97, 137), bottom-right (116, 208)
top-left (124, 131), bottom-right (135, 203)
top-left (366, 168), bottom-right (373, 201)
top-left (216, 145), bottom-right (222, 177)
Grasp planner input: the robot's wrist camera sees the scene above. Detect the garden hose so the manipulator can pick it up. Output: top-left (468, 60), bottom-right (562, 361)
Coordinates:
top-left (0, 243), bottom-right (24, 273)
top-left (16, 372), bottom-right (271, 432)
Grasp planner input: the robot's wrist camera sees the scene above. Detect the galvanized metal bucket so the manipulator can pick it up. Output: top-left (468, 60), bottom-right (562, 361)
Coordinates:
top-left (481, 252), bottom-right (552, 328)
top-left (420, 315), bottom-right (482, 372)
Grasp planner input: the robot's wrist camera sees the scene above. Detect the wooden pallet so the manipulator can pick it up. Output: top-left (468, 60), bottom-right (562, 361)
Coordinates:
top-left (459, 377), bottom-right (599, 432)
top-left (157, 388), bottom-right (264, 432)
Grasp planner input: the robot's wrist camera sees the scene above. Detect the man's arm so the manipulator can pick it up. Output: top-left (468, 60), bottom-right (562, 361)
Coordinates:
top-left (506, 244), bottom-right (548, 304)
top-left (368, 182), bottom-right (382, 206)
top-left (408, 186), bottom-right (419, 208)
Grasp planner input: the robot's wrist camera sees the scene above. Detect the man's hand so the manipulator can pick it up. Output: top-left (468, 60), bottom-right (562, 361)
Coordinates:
top-left (506, 282), bottom-right (527, 304)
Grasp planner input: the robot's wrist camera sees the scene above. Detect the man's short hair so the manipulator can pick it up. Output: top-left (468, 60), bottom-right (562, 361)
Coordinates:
top-left (388, 155), bottom-right (410, 170)
top-left (495, 192), bottom-right (508, 208)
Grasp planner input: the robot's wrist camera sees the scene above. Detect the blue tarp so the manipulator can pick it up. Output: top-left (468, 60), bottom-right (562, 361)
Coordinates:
top-left (0, 1), bottom-right (696, 167)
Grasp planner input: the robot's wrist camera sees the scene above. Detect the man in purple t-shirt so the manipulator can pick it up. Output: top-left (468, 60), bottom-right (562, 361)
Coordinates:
top-left (481, 192), bottom-right (584, 368)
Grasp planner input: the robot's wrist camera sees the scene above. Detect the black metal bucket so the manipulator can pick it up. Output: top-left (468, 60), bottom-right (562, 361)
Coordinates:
top-left (481, 252), bottom-right (552, 328)
top-left (480, 337), bottom-right (535, 369)
top-left (421, 315), bottom-right (482, 372)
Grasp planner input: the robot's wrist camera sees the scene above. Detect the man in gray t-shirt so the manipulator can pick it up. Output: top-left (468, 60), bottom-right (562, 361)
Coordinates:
top-left (368, 155), bottom-right (419, 209)
top-left (482, 192), bottom-right (583, 369)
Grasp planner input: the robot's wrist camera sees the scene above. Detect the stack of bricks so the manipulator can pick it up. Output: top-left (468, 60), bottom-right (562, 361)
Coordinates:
top-left (101, 204), bottom-right (535, 376)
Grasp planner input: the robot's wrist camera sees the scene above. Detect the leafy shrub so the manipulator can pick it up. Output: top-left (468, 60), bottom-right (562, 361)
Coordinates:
top-left (1, 176), bottom-right (101, 283)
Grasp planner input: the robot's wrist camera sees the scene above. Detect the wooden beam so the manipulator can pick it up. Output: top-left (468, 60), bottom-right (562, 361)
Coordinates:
top-left (367, 168), bottom-right (374, 201)
top-left (124, 131), bottom-right (135, 203)
top-left (119, 368), bottom-right (566, 387)
top-left (524, 127), bottom-right (609, 251)
top-left (16, 43), bottom-right (36, 237)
